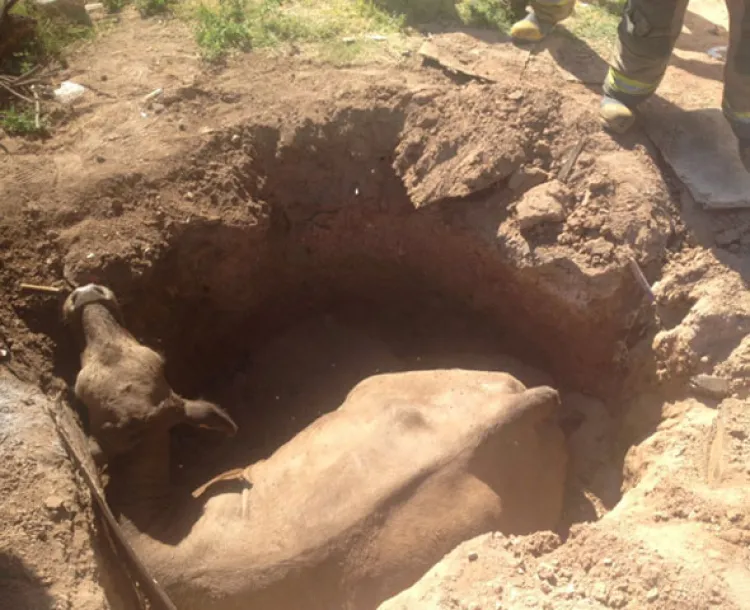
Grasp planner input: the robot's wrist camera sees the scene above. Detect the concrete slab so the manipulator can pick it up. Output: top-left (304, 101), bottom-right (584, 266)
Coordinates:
top-left (645, 108), bottom-right (750, 210)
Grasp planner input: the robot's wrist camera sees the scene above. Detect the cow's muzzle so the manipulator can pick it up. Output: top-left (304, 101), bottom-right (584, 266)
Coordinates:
top-left (63, 283), bottom-right (121, 323)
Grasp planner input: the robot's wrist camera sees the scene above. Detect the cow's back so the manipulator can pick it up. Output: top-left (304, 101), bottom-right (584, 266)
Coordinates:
top-left (184, 369), bottom-right (566, 610)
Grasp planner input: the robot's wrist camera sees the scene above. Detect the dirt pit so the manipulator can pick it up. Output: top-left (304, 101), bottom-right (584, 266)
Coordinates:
top-left (80, 226), bottom-right (622, 518)
top-left (1, 67), bottom-right (749, 610)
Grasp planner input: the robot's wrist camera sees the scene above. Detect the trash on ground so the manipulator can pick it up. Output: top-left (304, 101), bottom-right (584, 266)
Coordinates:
top-left (54, 81), bottom-right (86, 104)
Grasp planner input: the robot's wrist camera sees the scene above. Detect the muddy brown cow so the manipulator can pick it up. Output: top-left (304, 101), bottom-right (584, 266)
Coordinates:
top-left (63, 284), bottom-right (237, 465)
top-left (65, 283), bottom-right (568, 610)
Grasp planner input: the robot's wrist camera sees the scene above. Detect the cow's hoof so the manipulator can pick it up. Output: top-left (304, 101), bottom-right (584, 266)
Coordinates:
top-left (63, 284), bottom-right (120, 323)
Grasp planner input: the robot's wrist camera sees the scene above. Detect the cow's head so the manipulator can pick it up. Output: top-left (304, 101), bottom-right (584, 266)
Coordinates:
top-left (63, 283), bottom-right (124, 327)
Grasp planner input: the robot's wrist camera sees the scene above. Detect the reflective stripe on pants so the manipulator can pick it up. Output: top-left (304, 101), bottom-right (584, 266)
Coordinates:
top-left (604, 0), bottom-right (750, 139)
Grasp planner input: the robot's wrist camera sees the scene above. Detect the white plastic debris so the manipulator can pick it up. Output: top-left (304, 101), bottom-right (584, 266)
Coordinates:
top-left (54, 81), bottom-right (86, 104)
top-left (84, 2), bottom-right (104, 12)
top-left (707, 46), bottom-right (727, 61)
top-left (367, 34), bottom-right (387, 41)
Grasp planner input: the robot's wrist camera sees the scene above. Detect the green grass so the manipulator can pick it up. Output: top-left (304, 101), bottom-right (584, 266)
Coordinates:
top-left (191, 0), bottom-right (407, 61)
top-left (136, 0), bottom-right (176, 16)
top-left (562, 0), bottom-right (625, 52)
top-left (188, 0), bottom-right (533, 64)
top-left (0, 105), bottom-right (46, 135)
top-left (102, 0), bottom-right (129, 12)
top-left (456, 0), bottom-right (513, 32)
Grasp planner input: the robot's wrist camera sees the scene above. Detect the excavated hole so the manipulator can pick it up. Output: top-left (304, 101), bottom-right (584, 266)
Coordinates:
top-left (47, 109), bottom-right (636, 537)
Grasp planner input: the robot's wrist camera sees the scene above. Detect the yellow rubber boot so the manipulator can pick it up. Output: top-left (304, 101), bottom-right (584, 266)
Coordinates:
top-left (599, 96), bottom-right (635, 134)
top-left (510, 12), bottom-right (550, 43)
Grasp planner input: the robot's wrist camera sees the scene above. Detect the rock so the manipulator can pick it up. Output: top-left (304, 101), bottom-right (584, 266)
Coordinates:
top-left (646, 588), bottom-right (659, 602)
top-left (515, 183), bottom-right (566, 230)
top-left (508, 166), bottom-right (549, 193)
top-left (467, 552), bottom-right (479, 562)
top-left (584, 237), bottom-right (615, 259)
top-left (690, 374), bottom-right (731, 399)
top-left (609, 589), bottom-right (628, 608)
top-left (591, 582), bottom-right (608, 603)
top-left (537, 563), bottom-right (556, 584)
top-left (44, 495), bottom-right (68, 519)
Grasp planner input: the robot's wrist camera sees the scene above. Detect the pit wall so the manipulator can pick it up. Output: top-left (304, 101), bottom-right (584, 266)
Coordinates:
top-left (1, 74), bottom-right (747, 610)
top-left (51, 83), bottom-right (676, 400)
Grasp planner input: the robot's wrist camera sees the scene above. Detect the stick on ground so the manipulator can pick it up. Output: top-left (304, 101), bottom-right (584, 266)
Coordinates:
top-left (20, 283), bottom-right (65, 294)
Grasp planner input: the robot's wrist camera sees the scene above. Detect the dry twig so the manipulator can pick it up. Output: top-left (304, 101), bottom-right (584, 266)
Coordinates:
top-left (0, 78), bottom-right (33, 103)
top-left (30, 84), bottom-right (40, 129)
top-left (20, 282), bottom-right (65, 294)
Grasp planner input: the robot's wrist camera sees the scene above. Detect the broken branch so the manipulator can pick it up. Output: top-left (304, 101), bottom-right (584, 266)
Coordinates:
top-left (30, 84), bottom-right (40, 130)
top-left (0, 79), bottom-right (34, 104)
top-left (558, 137), bottom-right (586, 183)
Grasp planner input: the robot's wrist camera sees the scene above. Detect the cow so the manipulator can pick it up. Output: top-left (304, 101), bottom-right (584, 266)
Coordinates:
top-left (64, 283), bottom-right (568, 610)
top-left (63, 283), bottom-right (237, 467)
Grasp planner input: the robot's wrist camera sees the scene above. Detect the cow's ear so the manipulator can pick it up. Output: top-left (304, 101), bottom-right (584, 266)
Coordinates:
top-left (183, 399), bottom-right (238, 436)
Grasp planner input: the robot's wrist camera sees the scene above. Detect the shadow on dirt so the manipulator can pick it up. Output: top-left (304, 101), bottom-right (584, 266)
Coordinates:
top-left (0, 552), bottom-right (54, 610)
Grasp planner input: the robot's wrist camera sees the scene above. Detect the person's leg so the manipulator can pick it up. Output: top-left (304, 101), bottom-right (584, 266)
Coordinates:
top-left (510, 0), bottom-right (575, 43)
top-left (600, 0), bottom-right (689, 133)
top-left (724, 0), bottom-right (750, 171)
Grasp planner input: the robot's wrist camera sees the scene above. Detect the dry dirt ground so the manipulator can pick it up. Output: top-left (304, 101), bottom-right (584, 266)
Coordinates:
top-left (2, 3), bottom-right (750, 609)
